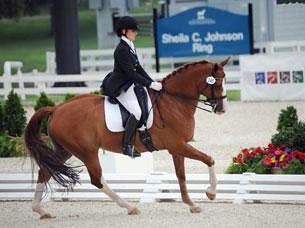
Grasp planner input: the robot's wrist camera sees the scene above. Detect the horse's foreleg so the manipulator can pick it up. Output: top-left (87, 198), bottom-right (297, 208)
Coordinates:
top-left (171, 153), bottom-right (202, 213)
top-left (32, 169), bottom-right (54, 219)
top-left (172, 143), bottom-right (217, 200)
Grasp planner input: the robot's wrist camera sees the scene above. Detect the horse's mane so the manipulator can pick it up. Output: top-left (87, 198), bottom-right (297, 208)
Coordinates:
top-left (162, 60), bottom-right (209, 83)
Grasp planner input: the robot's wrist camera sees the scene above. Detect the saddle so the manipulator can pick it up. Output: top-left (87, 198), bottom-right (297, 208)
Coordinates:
top-left (104, 85), bottom-right (157, 152)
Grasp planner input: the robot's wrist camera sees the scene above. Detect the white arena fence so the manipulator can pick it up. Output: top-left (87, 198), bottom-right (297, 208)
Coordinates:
top-left (2, 40), bottom-right (305, 99)
top-left (1, 172), bottom-right (305, 204)
top-left (0, 69), bottom-right (240, 100)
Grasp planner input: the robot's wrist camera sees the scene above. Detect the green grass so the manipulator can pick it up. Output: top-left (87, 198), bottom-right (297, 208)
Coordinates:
top-left (227, 90), bottom-right (240, 101)
top-left (0, 10), bottom-right (154, 75)
top-left (0, 11), bottom-right (98, 74)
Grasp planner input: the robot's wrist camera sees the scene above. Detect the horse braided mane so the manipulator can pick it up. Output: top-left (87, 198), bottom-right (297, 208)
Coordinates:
top-left (162, 60), bottom-right (209, 83)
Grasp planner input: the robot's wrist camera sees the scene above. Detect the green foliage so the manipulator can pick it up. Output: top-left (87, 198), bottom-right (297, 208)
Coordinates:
top-left (282, 160), bottom-right (305, 174)
top-left (64, 93), bottom-right (76, 101)
top-left (0, 135), bottom-right (24, 157)
top-left (34, 92), bottom-right (54, 135)
top-left (276, 106), bottom-right (298, 132)
top-left (225, 154), bottom-right (267, 174)
top-left (4, 90), bottom-right (26, 137)
top-left (254, 161), bottom-right (269, 174)
top-left (271, 127), bottom-right (295, 148)
top-left (291, 122), bottom-right (305, 151)
top-left (0, 0), bottom-right (25, 19)
top-left (0, 103), bottom-right (5, 135)
top-left (225, 163), bottom-right (247, 174)
top-left (91, 90), bottom-right (101, 95)
top-left (271, 106), bottom-right (305, 151)
top-left (272, 121), bottom-right (305, 151)
top-left (34, 92), bottom-right (55, 111)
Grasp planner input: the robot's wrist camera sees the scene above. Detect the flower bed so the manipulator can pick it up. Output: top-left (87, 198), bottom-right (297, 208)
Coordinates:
top-left (226, 144), bottom-right (305, 174)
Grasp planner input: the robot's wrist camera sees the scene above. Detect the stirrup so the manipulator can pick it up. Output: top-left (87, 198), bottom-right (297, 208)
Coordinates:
top-left (122, 145), bottom-right (141, 158)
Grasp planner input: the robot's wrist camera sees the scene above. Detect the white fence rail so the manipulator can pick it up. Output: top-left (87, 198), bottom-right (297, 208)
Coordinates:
top-left (0, 71), bottom-right (241, 99)
top-left (1, 173), bottom-right (305, 204)
top-left (3, 40), bottom-right (305, 99)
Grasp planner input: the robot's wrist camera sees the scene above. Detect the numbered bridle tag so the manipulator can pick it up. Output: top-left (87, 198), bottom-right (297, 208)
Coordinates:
top-left (206, 76), bottom-right (216, 85)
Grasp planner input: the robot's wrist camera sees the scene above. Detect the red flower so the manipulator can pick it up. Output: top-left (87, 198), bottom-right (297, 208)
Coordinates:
top-left (274, 149), bottom-right (283, 156)
top-left (298, 152), bottom-right (305, 160)
top-left (263, 156), bottom-right (272, 166)
top-left (242, 148), bottom-right (250, 161)
top-left (267, 144), bottom-right (276, 153)
top-left (255, 147), bottom-right (265, 155)
top-left (250, 151), bottom-right (256, 158)
top-left (292, 150), bottom-right (300, 158)
top-left (281, 160), bottom-right (288, 168)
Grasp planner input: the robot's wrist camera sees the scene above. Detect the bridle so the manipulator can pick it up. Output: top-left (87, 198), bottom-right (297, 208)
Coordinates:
top-left (151, 62), bottom-right (227, 128)
top-left (199, 63), bottom-right (227, 111)
top-left (159, 63), bottom-right (226, 112)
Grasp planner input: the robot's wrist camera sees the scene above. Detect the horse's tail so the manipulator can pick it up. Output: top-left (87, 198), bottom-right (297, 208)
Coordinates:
top-left (24, 106), bottom-right (80, 189)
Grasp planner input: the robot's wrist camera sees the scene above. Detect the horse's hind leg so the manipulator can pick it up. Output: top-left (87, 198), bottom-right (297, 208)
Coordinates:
top-left (32, 142), bottom-right (72, 219)
top-left (171, 153), bottom-right (202, 213)
top-left (32, 169), bottom-right (52, 219)
top-left (85, 155), bottom-right (140, 215)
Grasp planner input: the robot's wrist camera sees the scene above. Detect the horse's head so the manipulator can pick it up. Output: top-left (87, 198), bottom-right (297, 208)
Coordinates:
top-left (161, 57), bottom-right (230, 114)
top-left (199, 57), bottom-right (230, 114)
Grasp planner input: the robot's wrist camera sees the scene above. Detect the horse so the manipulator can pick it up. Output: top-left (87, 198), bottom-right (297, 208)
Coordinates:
top-left (25, 57), bottom-right (229, 219)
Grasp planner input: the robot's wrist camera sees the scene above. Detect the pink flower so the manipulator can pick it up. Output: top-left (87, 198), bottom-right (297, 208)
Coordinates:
top-left (263, 157), bottom-right (272, 166)
top-left (274, 149), bottom-right (283, 156)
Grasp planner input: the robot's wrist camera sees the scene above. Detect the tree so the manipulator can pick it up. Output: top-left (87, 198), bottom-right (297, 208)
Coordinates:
top-left (0, 103), bottom-right (5, 135)
top-left (34, 92), bottom-right (55, 135)
top-left (0, 0), bottom-right (51, 19)
top-left (4, 90), bottom-right (26, 137)
top-left (0, 0), bottom-right (25, 19)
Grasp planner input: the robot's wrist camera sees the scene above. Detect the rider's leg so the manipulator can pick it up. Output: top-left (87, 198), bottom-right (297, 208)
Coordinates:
top-left (122, 114), bottom-right (141, 158)
top-left (134, 84), bottom-right (148, 124)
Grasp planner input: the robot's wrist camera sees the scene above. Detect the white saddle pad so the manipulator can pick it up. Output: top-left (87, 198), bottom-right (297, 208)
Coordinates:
top-left (104, 85), bottom-right (153, 132)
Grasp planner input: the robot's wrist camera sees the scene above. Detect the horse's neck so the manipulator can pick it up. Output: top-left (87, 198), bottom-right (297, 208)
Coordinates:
top-left (163, 76), bottom-right (200, 116)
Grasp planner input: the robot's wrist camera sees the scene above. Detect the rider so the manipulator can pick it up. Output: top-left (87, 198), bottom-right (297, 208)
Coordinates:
top-left (107, 16), bottom-right (162, 158)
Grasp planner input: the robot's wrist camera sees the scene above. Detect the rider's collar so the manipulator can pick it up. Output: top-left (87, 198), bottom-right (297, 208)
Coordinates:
top-left (121, 36), bottom-right (136, 54)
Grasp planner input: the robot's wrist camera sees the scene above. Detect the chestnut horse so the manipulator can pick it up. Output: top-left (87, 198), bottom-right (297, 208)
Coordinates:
top-left (25, 58), bottom-right (229, 219)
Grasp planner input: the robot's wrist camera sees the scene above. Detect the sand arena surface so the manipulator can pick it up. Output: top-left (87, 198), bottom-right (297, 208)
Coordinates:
top-left (1, 201), bottom-right (305, 228)
top-left (0, 101), bottom-right (305, 227)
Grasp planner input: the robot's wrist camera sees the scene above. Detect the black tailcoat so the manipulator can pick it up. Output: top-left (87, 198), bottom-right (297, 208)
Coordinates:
top-left (105, 39), bottom-right (153, 97)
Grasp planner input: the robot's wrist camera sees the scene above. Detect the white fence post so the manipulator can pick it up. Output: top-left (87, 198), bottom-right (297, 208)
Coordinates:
top-left (141, 172), bottom-right (164, 203)
top-left (233, 172), bottom-right (254, 204)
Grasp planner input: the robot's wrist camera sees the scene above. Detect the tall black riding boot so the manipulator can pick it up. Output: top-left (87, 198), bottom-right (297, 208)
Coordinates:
top-left (122, 114), bottom-right (141, 158)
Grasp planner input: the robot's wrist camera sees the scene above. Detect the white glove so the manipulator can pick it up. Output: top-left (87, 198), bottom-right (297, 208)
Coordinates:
top-left (150, 81), bottom-right (162, 91)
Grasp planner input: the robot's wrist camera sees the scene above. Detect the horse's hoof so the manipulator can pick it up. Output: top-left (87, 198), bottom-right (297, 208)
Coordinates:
top-left (206, 191), bottom-right (216, 200)
top-left (190, 206), bottom-right (202, 213)
top-left (40, 213), bottom-right (55, 219)
top-left (128, 207), bottom-right (140, 215)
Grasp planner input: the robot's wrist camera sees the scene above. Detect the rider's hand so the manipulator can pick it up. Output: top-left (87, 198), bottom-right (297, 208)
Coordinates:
top-left (150, 81), bottom-right (162, 91)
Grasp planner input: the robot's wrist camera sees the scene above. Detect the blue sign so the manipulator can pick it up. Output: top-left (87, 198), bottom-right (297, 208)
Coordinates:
top-left (156, 7), bottom-right (250, 57)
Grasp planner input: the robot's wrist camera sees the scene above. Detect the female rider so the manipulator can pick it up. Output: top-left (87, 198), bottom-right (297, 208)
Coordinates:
top-left (105, 16), bottom-right (162, 158)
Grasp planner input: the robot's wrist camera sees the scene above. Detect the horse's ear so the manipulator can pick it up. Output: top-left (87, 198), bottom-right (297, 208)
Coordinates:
top-left (219, 57), bottom-right (230, 67)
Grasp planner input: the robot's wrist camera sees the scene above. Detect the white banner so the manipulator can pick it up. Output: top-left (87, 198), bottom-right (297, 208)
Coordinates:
top-left (240, 54), bottom-right (305, 101)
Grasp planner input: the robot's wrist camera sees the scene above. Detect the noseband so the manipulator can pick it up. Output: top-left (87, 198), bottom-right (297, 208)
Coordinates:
top-left (200, 63), bottom-right (227, 110)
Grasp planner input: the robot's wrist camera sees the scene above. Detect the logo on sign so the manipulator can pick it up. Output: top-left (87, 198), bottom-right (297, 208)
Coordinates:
top-left (197, 10), bottom-right (206, 20)
top-left (189, 9), bottom-right (215, 25)
top-left (255, 72), bottom-right (265, 85)
top-left (267, 72), bottom-right (278, 84)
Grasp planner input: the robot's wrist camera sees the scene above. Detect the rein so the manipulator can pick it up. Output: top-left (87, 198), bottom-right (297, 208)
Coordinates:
top-left (149, 62), bottom-right (226, 129)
